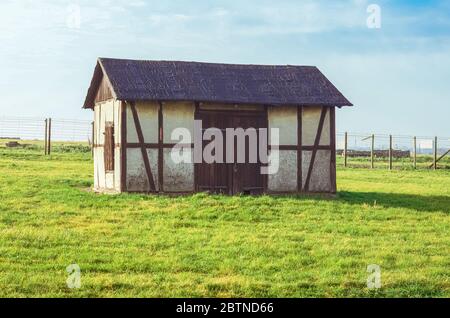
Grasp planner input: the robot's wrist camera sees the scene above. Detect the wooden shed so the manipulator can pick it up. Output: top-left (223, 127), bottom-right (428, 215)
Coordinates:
top-left (83, 58), bottom-right (352, 195)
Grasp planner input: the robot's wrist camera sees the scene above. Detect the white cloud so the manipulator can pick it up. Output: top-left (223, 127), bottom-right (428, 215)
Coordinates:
top-left (0, 0), bottom-right (449, 135)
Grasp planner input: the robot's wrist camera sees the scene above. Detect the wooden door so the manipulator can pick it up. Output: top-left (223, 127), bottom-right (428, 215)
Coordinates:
top-left (196, 111), bottom-right (233, 194)
top-left (231, 115), bottom-right (266, 195)
top-left (195, 110), bottom-right (267, 195)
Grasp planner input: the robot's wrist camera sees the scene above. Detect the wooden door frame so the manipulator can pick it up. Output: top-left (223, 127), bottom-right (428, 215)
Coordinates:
top-left (194, 106), bottom-right (268, 195)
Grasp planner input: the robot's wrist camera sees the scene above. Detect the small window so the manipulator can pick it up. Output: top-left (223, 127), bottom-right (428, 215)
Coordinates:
top-left (104, 122), bottom-right (115, 172)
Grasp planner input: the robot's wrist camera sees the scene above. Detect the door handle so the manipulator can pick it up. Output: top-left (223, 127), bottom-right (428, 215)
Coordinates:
top-left (233, 163), bottom-right (238, 173)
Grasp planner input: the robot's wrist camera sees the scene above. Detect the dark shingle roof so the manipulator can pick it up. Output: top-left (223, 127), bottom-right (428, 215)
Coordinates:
top-left (83, 58), bottom-right (352, 109)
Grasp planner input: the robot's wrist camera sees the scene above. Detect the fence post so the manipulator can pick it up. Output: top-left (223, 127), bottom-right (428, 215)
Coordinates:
top-left (47, 118), bottom-right (52, 155)
top-left (389, 135), bottom-right (393, 170)
top-left (44, 119), bottom-right (48, 155)
top-left (434, 136), bottom-right (438, 170)
top-left (371, 134), bottom-right (375, 169)
top-left (413, 136), bottom-right (417, 169)
top-left (344, 132), bottom-right (348, 168)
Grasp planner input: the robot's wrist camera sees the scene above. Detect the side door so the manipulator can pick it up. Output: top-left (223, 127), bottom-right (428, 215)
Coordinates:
top-left (195, 111), bottom-right (233, 194)
top-left (231, 114), bottom-right (266, 195)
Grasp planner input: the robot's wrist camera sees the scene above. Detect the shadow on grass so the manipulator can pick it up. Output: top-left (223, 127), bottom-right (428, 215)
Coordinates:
top-left (337, 191), bottom-right (450, 214)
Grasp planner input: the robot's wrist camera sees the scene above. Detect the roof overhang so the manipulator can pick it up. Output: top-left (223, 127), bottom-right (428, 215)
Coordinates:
top-left (83, 58), bottom-right (353, 109)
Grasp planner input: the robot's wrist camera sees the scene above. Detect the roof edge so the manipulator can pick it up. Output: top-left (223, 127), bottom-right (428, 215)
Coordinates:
top-left (82, 58), bottom-right (118, 109)
top-left (83, 58), bottom-right (353, 109)
top-left (97, 57), bottom-right (320, 69)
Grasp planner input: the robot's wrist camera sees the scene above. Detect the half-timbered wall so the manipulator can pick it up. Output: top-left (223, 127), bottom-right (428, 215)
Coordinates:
top-left (93, 99), bottom-right (121, 192)
top-left (93, 100), bottom-right (336, 195)
top-left (124, 101), bottom-right (195, 193)
top-left (268, 105), bottom-right (336, 193)
top-left (268, 106), bottom-right (298, 192)
top-left (125, 101), bottom-right (159, 192)
top-left (301, 106), bottom-right (334, 193)
top-left (163, 102), bottom-right (195, 192)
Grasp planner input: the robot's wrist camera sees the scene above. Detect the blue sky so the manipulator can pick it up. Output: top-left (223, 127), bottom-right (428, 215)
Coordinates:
top-left (0, 0), bottom-right (449, 136)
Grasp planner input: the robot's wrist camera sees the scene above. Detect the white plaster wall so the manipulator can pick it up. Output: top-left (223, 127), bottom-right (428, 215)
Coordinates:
top-left (126, 148), bottom-right (146, 192)
top-left (105, 172), bottom-right (114, 189)
top-left (114, 146), bottom-right (121, 191)
top-left (302, 106), bottom-right (330, 146)
top-left (147, 149), bottom-right (159, 191)
top-left (125, 101), bottom-right (159, 192)
top-left (93, 99), bottom-right (121, 192)
top-left (126, 148), bottom-right (159, 192)
top-left (163, 148), bottom-right (194, 192)
top-left (268, 106), bottom-right (298, 146)
top-left (93, 147), bottom-right (99, 189)
top-left (127, 101), bottom-right (159, 144)
top-left (163, 101), bottom-right (195, 144)
top-left (162, 102), bottom-right (195, 192)
top-left (268, 150), bottom-right (298, 192)
top-left (320, 109), bottom-right (331, 146)
top-left (96, 147), bottom-right (106, 189)
top-left (302, 150), bottom-right (331, 192)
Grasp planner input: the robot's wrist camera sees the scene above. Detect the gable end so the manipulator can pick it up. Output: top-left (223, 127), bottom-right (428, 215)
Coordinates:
top-left (83, 60), bottom-right (117, 109)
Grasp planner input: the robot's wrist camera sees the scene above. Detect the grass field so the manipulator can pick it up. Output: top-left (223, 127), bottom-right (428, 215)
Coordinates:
top-left (0, 145), bottom-right (449, 298)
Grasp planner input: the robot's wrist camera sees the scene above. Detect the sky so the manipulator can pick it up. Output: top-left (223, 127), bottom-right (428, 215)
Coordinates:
top-left (0, 0), bottom-right (449, 137)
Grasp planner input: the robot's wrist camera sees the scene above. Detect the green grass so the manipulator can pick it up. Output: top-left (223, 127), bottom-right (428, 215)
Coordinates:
top-left (0, 146), bottom-right (449, 298)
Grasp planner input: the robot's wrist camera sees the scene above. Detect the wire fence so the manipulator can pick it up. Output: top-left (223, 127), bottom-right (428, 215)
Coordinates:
top-left (337, 133), bottom-right (450, 169)
top-left (0, 116), bottom-right (92, 142)
top-left (0, 116), bottom-right (449, 169)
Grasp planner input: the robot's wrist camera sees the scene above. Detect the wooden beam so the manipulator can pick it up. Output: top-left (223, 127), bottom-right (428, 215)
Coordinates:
top-left (297, 106), bottom-right (302, 193)
top-left (268, 145), bottom-right (333, 151)
top-left (126, 143), bottom-right (193, 149)
top-left (130, 102), bottom-right (156, 192)
top-left (194, 102), bottom-right (200, 192)
top-left (158, 101), bottom-right (164, 192)
top-left (330, 107), bottom-right (337, 194)
top-left (429, 148), bottom-right (450, 168)
top-left (264, 105), bottom-right (269, 194)
top-left (120, 101), bottom-right (127, 192)
top-left (304, 107), bottom-right (327, 192)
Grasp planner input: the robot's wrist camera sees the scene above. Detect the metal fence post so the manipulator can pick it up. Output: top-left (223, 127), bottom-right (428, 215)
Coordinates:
top-left (44, 119), bottom-right (48, 155)
top-left (47, 118), bottom-right (52, 155)
top-left (389, 135), bottom-right (393, 170)
top-left (413, 136), bottom-right (417, 169)
top-left (371, 134), bottom-right (375, 169)
top-left (434, 136), bottom-right (438, 170)
top-left (344, 132), bottom-right (348, 168)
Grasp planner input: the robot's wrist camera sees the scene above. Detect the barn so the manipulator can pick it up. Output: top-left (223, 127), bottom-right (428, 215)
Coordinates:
top-left (83, 58), bottom-right (352, 195)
